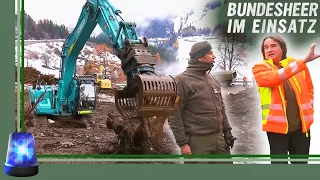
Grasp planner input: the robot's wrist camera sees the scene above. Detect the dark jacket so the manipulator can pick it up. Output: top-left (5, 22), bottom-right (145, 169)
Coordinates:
top-left (168, 60), bottom-right (231, 147)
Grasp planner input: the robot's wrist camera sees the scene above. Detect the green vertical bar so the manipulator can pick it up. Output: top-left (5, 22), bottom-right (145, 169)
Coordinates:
top-left (21, 0), bottom-right (25, 132)
top-left (16, 0), bottom-right (21, 132)
top-left (0, 0), bottom-right (15, 176)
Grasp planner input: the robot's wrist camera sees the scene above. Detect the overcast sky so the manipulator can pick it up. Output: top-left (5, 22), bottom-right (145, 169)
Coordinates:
top-left (25, 0), bottom-right (212, 35)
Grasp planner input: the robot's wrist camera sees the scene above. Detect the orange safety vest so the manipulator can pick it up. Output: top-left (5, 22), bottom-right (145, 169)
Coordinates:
top-left (252, 57), bottom-right (314, 135)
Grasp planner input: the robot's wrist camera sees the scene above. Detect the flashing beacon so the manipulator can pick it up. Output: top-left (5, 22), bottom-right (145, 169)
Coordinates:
top-left (4, 132), bottom-right (38, 177)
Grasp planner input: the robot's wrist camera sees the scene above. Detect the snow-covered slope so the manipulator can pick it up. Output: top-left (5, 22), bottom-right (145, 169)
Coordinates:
top-left (24, 42), bottom-right (120, 77)
top-left (171, 0), bottom-right (226, 34)
top-left (22, 35), bottom-right (251, 78)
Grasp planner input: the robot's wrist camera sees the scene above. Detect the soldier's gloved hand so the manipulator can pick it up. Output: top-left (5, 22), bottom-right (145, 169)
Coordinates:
top-left (223, 127), bottom-right (237, 148)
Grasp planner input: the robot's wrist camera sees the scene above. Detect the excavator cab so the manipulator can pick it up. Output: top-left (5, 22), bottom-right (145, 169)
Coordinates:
top-left (76, 75), bottom-right (97, 114)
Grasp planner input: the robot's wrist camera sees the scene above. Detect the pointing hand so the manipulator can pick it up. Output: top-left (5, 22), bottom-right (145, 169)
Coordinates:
top-left (304, 38), bottom-right (320, 63)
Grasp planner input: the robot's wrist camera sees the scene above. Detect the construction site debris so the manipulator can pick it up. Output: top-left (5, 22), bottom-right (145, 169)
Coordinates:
top-left (18, 67), bottom-right (57, 85)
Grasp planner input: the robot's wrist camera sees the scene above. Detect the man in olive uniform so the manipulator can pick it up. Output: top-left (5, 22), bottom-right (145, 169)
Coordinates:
top-left (168, 41), bottom-right (236, 163)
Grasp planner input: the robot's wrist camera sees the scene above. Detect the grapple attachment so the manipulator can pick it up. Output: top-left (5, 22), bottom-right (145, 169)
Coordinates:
top-left (110, 39), bottom-right (179, 153)
top-left (113, 73), bottom-right (177, 151)
top-left (115, 74), bottom-right (177, 119)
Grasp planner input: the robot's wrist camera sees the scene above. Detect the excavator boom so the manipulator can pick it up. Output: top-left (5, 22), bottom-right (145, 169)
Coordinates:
top-left (29, 0), bottom-right (178, 153)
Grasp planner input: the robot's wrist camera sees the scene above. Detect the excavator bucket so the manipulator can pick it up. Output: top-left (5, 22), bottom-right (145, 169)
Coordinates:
top-left (113, 74), bottom-right (177, 152)
top-left (115, 74), bottom-right (177, 118)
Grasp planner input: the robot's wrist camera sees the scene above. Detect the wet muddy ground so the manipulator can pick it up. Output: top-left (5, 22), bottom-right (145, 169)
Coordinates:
top-left (223, 87), bottom-right (264, 155)
top-left (24, 93), bottom-right (178, 155)
top-left (22, 85), bottom-right (264, 163)
top-left (25, 99), bottom-right (120, 155)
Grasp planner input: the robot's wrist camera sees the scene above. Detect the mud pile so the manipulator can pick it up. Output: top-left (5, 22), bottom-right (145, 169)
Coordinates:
top-left (18, 67), bottom-right (57, 85)
top-left (25, 100), bottom-right (119, 154)
top-left (224, 87), bottom-right (263, 155)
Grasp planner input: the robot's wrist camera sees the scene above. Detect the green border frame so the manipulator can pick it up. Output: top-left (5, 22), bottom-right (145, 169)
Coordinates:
top-left (21, 0), bottom-right (25, 132)
top-left (1, 0), bottom-right (320, 178)
top-left (23, 0), bottom-right (320, 159)
top-left (17, 0), bottom-right (320, 159)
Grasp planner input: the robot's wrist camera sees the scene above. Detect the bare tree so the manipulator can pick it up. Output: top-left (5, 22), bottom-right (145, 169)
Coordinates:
top-left (176, 10), bottom-right (194, 36)
top-left (214, 24), bottom-right (249, 71)
top-left (41, 53), bottom-right (50, 67)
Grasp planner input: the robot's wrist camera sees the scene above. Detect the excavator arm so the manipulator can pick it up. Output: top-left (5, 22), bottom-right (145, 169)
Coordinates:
top-left (29, 0), bottom-right (178, 153)
top-left (55, 0), bottom-right (147, 115)
top-left (79, 0), bottom-right (178, 152)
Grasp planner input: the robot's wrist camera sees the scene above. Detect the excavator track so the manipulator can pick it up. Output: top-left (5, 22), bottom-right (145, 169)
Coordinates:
top-left (113, 73), bottom-right (177, 153)
top-left (39, 114), bottom-right (95, 129)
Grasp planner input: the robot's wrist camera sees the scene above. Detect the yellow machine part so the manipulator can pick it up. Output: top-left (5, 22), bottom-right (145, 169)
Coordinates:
top-left (99, 79), bottom-right (112, 89)
top-left (78, 110), bottom-right (93, 115)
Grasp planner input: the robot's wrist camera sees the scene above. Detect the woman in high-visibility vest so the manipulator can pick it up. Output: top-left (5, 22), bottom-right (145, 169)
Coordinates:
top-left (252, 34), bottom-right (320, 164)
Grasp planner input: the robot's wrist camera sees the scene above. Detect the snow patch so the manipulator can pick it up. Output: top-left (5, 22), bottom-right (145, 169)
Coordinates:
top-left (98, 94), bottom-right (114, 103)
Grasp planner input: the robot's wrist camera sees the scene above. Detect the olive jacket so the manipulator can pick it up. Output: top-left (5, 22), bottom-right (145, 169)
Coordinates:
top-left (168, 60), bottom-right (231, 147)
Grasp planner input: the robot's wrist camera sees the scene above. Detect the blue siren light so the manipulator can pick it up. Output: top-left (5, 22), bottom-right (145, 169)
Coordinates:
top-left (4, 132), bottom-right (38, 177)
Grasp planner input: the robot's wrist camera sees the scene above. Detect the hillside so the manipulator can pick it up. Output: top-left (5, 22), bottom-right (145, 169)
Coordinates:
top-left (20, 0), bottom-right (229, 41)
top-left (24, 42), bottom-right (122, 80)
top-left (135, 1), bottom-right (228, 38)
top-left (19, 0), bottom-right (232, 80)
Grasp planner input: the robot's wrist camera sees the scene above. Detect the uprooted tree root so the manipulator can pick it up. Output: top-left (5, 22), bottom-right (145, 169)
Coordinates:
top-left (106, 112), bottom-right (171, 154)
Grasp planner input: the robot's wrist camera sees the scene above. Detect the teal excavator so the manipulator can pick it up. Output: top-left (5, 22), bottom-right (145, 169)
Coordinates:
top-left (28, 0), bottom-right (178, 153)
